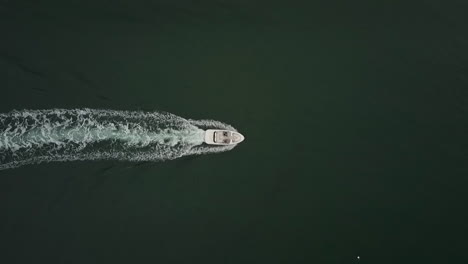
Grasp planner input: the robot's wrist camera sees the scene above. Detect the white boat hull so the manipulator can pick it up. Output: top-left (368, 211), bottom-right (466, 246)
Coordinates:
top-left (204, 129), bottom-right (245, 145)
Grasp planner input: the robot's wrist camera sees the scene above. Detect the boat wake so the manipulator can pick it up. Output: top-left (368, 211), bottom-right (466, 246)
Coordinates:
top-left (0, 109), bottom-right (238, 170)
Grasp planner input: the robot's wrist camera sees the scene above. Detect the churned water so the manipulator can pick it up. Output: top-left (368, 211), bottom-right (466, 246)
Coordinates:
top-left (0, 109), bottom-right (237, 170)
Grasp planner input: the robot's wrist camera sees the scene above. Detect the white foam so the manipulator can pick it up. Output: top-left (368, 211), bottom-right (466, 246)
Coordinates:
top-left (0, 109), bottom-right (238, 170)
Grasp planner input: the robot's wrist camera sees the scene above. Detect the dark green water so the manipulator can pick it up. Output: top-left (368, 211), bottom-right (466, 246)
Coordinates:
top-left (1, 0), bottom-right (467, 263)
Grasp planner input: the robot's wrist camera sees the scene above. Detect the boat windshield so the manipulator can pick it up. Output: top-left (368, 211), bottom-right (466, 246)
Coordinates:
top-left (214, 131), bottom-right (232, 144)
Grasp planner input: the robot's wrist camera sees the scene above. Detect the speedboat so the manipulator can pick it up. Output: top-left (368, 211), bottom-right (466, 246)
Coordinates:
top-left (204, 129), bottom-right (245, 145)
